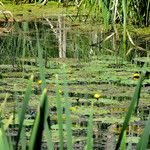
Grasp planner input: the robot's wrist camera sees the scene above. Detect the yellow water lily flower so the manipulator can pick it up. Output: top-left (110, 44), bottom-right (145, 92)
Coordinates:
top-left (133, 73), bottom-right (140, 80)
top-left (94, 93), bottom-right (101, 100)
top-left (70, 106), bottom-right (77, 112)
top-left (37, 80), bottom-right (42, 85)
top-left (59, 89), bottom-right (63, 94)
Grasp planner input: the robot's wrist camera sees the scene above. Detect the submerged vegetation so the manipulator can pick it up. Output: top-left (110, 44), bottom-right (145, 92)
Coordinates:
top-left (0, 0), bottom-right (150, 150)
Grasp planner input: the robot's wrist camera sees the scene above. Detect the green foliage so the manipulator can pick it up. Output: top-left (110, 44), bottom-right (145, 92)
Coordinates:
top-left (16, 75), bottom-right (33, 149)
top-left (29, 88), bottom-right (48, 150)
top-left (120, 131), bottom-right (126, 150)
top-left (137, 113), bottom-right (150, 150)
top-left (85, 103), bottom-right (93, 150)
top-left (77, 0), bottom-right (149, 27)
top-left (115, 72), bottom-right (146, 150)
top-left (99, 0), bottom-right (110, 30)
top-left (55, 75), bottom-right (64, 150)
top-left (63, 66), bottom-right (73, 150)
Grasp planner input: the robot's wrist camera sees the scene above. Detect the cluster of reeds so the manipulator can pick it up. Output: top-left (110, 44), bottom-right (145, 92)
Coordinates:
top-left (77, 0), bottom-right (149, 27)
top-left (75, 0), bottom-right (149, 61)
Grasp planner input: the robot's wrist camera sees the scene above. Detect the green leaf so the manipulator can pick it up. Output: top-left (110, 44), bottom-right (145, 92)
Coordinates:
top-left (120, 131), bottom-right (126, 150)
top-left (63, 66), bottom-right (73, 150)
top-left (0, 126), bottom-right (13, 150)
top-left (16, 75), bottom-right (33, 148)
top-left (115, 72), bottom-right (145, 150)
top-left (85, 107), bottom-right (93, 150)
top-left (44, 122), bottom-right (54, 150)
top-left (29, 88), bottom-right (48, 150)
top-left (136, 114), bottom-right (150, 150)
top-left (56, 75), bottom-right (64, 150)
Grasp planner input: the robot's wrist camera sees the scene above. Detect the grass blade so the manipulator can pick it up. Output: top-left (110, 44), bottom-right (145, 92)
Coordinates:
top-left (55, 74), bottom-right (64, 150)
top-left (44, 122), bottom-right (54, 150)
top-left (62, 66), bottom-right (73, 150)
top-left (0, 124), bottom-right (13, 150)
top-left (0, 128), bottom-right (9, 150)
top-left (20, 127), bottom-right (27, 150)
top-left (136, 113), bottom-right (150, 150)
top-left (15, 75), bottom-right (34, 149)
top-left (85, 106), bottom-right (93, 150)
top-left (29, 88), bottom-right (48, 150)
top-left (115, 72), bottom-right (145, 150)
top-left (120, 131), bottom-right (126, 150)
top-left (34, 22), bottom-right (46, 91)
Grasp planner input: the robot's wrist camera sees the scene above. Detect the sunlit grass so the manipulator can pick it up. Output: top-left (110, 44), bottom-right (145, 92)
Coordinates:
top-left (1, 3), bottom-right (77, 21)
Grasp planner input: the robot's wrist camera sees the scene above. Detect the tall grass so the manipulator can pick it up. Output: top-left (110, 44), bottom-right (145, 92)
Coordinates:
top-left (99, 0), bottom-right (110, 31)
top-left (137, 113), bottom-right (150, 150)
top-left (15, 75), bottom-right (33, 149)
top-left (35, 22), bottom-right (46, 90)
top-left (62, 65), bottom-right (73, 150)
top-left (55, 75), bottom-right (64, 150)
top-left (122, 0), bottom-right (127, 59)
top-left (115, 71), bottom-right (146, 150)
top-left (85, 102), bottom-right (93, 150)
top-left (29, 88), bottom-right (48, 150)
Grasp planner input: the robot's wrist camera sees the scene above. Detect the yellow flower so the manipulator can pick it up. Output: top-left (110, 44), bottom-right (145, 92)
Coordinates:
top-left (37, 80), bottom-right (42, 85)
top-left (133, 73), bottom-right (140, 80)
top-left (94, 93), bottom-right (101, 100)
top-left (70, 107), bottom-right (77, 112)
top-left (59, 89), bottom-right (63, 94)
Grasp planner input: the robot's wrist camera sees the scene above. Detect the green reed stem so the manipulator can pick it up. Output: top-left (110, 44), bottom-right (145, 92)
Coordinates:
top-left (115, 72), bottom-right (145, 150)
top-left (56, 75), bottom-right (64, 150)
top-left (15, 75), bottom-right (33, 150)
top-left (62, 65), bottom-right (73, 150)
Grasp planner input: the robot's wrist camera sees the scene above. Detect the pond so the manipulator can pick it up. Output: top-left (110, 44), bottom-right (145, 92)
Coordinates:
top-left (0, 14), bottom-right (150, 149)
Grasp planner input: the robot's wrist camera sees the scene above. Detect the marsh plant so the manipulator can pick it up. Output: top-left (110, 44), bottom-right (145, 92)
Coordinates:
top-left (0, 67), bottom-right (150, 150)
top-left (0, 0), bottom-right (150, 150)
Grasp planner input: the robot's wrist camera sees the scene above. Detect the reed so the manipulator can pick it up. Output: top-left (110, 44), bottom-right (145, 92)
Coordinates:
top-left (15, 75), bottom-right (34, 149)
top-left (62, 65), bottom-right (73, 150)
top-left (99, 0), bottom-right (110, 31)
top-left (55, 74), bottom-right (64, 150)
top-left (85, 102), bottom-right (93, 150)
top-left (29, 88), bottom-right (48, 150)
top-left (115, 71), bottom-right (146, 150)
top-left (122, 0), bottom-right (127, 59)
top-left (137, 113), bottom-right (150, 150)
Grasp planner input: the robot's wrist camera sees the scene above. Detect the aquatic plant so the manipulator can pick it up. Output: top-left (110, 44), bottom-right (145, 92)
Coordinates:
top-left (76, 0), bottom-right (149, 27)
top-left (0, 3), bottom-right (150, 149)
top-left (115, 70), bottom-right (147, 150)
top-left (133, 73), bottom-right (140, 80)
top-left (94, 93), bottom-right (101, 100)
top-left (37, 80), bottom-right (42, 85)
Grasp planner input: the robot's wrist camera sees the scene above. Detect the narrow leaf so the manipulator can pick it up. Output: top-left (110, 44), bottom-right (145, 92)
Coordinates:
top-left (56, 74), bottom-right (64, 150)
top-left (16, 75), bottom-right (33, 149)
top-left (115, 72), bottom-right (145, 150)
top-left (29, 88), bottom-right (48, 150)
top-left (136, 114), bottom-right (150, 150)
